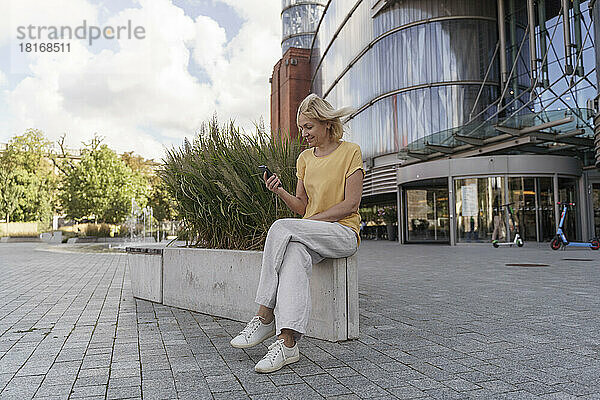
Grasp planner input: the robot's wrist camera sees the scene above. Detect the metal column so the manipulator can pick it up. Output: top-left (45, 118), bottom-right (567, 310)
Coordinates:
top-left (534, 177), bottom-right (540, 242)
top-left (498, 0), bottom-right (509, 88)
top-left (504, 176), bottom-right (510, 242)
top-left (397, 185), bottom-right (404, 244)
top-left (562, 0), bottom-right (574, 75)
top-left (448, 176), bottom-right (456, 246)
top-left (509, 0), bottom-right (518, 99)
top-left (538, 0), bottom-right (550, 87)
top-left (573, 0), bottom-right (584, 77)
top-left (527, 0), bottom-right (537, 88)
top-left (553, 173), bottom-right (560, 232)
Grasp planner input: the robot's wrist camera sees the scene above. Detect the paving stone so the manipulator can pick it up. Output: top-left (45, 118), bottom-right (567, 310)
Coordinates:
top-left (325, 366), bottom-right (360, 379)
top-left (410, 377), bottom-right (446, 390)
top-left (517, 381), bottom-right (561, 395)
top-left (74, 373), bottom-right (111, 387)
top-left (206, 373), bottom-right (244, 393)
top-left (241, 379), bottom-right (280, 395)
top-left (423, 387), bottom-right (464, 399)
top-left (276, 382), bottom-right (323, 399)
top-left (0, 374), bottom-right (44, 399)
top-left (387, 385), bottom-right (427, 399)
top-left (474, 379), bottom-right (519, 394)
top-left (436, 378), bottom-right (478, 393)
top-left (106, 385), bottom-right (142, 399)
top-left (108, 375), bottom-right (141, 388)
top-left (207, 391), bottom-right (249, 399)
top-left (110, 367), bottom-right (141, 378)
top-left (249, 393), bottom-right (288, 400)
top-left (336, 375), bottom-right (391, 398)
top-left (269, 372), bottom-right (304, 386)
top-left (302, 373), bottom-right (352, 396)
top-left (69, 384), bottom-right (107, 398)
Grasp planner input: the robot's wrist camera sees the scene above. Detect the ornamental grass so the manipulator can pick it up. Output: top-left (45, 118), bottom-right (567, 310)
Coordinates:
top-left (160, 116), bottom-right (304, 250)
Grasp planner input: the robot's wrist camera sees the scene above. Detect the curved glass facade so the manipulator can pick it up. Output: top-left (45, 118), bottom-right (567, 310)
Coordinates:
top-left (344, 85), bottom-right (499, 155)
top-left (281, 2), bottom-right (326, 55)
top-left (310, 0), bottom-right (501, 159)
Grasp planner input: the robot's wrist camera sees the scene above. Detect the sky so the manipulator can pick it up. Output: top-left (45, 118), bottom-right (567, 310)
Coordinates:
top-left (0, 0), bottom-right (282, 160)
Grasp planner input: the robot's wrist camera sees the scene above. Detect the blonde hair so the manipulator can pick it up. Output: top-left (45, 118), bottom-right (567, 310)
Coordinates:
top-left (296, 93), bottom-right (355, 141)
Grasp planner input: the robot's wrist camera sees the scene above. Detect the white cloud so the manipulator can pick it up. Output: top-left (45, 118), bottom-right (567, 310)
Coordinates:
top-left (211, 0), bottom-right (282, 128)
top-left (1, 0), bottom-right (282, 159)
top-left (0, 70), bottom-right (7, 88)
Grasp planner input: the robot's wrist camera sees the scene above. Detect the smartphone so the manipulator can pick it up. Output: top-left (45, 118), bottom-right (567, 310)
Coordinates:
top-left (258, 165), bottom-right (282, 187)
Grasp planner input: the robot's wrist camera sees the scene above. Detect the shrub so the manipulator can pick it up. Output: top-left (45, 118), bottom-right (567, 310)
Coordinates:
top-left (83, 223), bottom-right (112, 237)
top-left (160, 117), bottom-right (303, 250)
top-left (117, 224), bottom-right (130, 238)
top-left (60, 230), bottom-right (77, 243)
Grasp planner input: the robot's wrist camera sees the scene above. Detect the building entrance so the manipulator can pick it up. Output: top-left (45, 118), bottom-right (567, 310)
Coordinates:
top-left (403, 179), bottom-right (449, 243)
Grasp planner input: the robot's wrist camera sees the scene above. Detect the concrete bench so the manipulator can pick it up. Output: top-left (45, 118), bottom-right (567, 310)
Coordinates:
top-left (127, 246), bottom-right (359, 342)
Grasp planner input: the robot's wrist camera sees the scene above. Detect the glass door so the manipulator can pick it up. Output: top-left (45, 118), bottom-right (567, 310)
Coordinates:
top-left (508, 177), bottom-right (537, 241)
top-left (405, 184), bottom-right (449, 243)
top-left (537, 177), bottom-right (555, 242)
top-left (455, 177), bottom-right (504, 243)
top-left (558, 177), bottom-right (579, 241)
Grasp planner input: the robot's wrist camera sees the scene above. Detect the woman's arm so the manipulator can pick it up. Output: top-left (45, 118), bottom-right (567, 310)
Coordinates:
top-left (264, 172), bottom-right (308, 216)
top-left (307, 169), bottom-right (363, 222)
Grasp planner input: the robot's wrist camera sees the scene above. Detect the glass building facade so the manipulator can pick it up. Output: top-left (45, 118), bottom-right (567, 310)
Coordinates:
top-left (310, 0), bottom-right (502, 159)
top-left (283, 0), bottom-right (600, 244)
top-left (281, 0), bottom-right (327, 55)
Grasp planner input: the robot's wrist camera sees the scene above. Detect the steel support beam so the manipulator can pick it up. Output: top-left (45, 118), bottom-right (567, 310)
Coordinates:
top-left (528, 132), bottom-right (593, 146)
top-left (494, 116), bottom-right (574, 136)
top-left (527, 0), bottom-right (538, 86)
top-left (495, 126), bottom-right (521, 136)
top-left (498, 0), bottom-right (509, 88)
top-left (425, 144), bottom-right (455, 154)
top-left (509, 0), bottom-right (518, 99)
top-left (573, 0), bottom-right (584, 76)
top-left (538, 0), bottom-right (550, 87)
top-left (453, 135), bottom-right (485, 146)
top-left (562, 0), bottom-right (574, 75)
top-left (407, 152), bottom-right (429, 161)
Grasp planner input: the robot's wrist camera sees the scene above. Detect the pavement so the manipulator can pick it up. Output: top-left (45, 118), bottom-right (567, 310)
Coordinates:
top-left (0, 241), bottom-right (599, 400)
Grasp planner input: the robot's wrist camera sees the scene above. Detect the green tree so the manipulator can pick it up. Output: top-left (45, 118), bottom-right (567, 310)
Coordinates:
top-left (147, 179), bottom-right (177, 221)
top-left (0, 168), bottom-right (24, 223)
top-left (121, 151), bottom-right (176, 222)
top-left (0, 129), bottom-right (56, 223)
top-left (60, 143), bottom-right (148, 223)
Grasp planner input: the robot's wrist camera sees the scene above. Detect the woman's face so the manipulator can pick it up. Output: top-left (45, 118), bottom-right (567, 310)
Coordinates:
top-left (298, 114), bottom-right (333, 147)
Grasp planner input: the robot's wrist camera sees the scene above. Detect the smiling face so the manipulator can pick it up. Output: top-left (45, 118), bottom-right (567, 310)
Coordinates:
top-left (298, 114), bottom-right (335, 148)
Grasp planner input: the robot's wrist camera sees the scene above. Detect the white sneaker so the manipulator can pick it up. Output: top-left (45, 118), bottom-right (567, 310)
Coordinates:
top-left (230, 316), bottom-right (275, 349)
top-left (254, 338), bottom-right (299, 373)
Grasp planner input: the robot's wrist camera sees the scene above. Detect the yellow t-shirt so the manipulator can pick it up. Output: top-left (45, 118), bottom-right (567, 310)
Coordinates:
top-left (296, 140), bottom-right (364, 247)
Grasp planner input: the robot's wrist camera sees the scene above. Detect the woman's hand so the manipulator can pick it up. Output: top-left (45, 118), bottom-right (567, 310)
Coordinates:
top-left (264, 171), bottom-right (282, 193)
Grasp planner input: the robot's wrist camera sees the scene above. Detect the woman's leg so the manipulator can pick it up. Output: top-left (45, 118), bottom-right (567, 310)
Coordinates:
top-left (256, 305), bottom-right (274, 323)
top-left (273, 241), bottom-right (315, 345)
top-left (254, 218), bottom-right (358, 342)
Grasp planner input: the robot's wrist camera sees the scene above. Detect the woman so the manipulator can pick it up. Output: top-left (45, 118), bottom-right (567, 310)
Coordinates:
top-left (229, 93), bottom-right (364, 373)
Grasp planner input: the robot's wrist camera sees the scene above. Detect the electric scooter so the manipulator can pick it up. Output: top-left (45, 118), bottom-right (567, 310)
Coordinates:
top-left (492, 202), bottom-right (524, 248)
top-left (550, 202), bottom-right (600, 250)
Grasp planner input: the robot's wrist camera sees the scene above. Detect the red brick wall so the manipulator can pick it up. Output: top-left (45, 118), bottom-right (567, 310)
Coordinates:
top-left (270, 47), bottom-right (312, 141)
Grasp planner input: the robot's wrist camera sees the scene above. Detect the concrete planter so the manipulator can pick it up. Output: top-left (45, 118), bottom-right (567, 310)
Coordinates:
top-left (127, 246), bottom-right (359, 342)
top-left (127, 247), bottom-right (163, 303)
